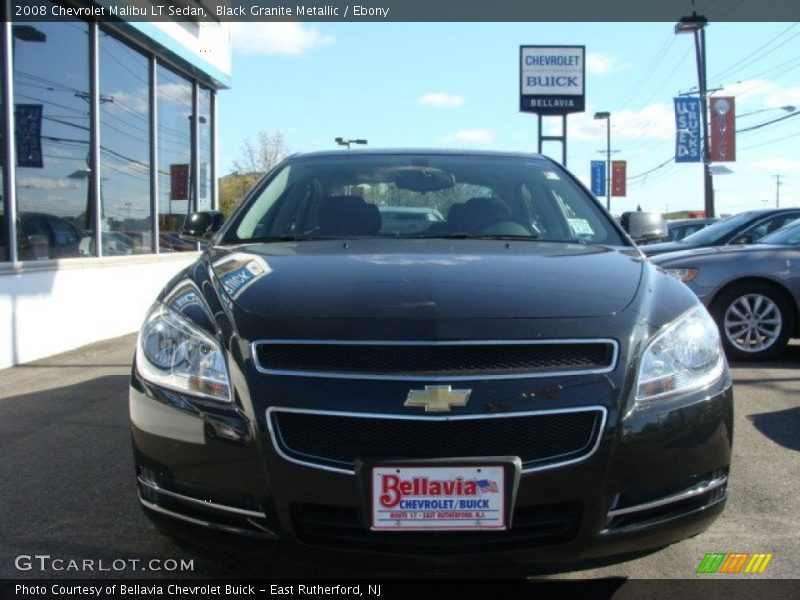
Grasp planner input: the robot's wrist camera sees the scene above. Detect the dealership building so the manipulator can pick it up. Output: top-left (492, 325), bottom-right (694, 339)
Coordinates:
top-left (0, 3), bottom-right (231, 368)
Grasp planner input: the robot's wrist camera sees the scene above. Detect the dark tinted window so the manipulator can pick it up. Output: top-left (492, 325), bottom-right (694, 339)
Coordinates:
top-left (680, 212), bottom-right (757, 244)
top-left (229, 154), bottom-right (623, 245)
top-left (737, 213), bottom-right (800, 242)
top-left (759, 219), bottom-right (800, 245)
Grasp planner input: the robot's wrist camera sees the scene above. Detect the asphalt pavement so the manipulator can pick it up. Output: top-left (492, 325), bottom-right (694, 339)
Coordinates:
top-left (0, 334), bottom-right (798, 581)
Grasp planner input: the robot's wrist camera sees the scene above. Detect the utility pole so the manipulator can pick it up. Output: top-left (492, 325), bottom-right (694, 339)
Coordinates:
top-left (676, 12), bottom-right (714, 218)
top-left (775, 175), bottom-right (783, 208)
top-left (593, 112), bottom-right (612, 210)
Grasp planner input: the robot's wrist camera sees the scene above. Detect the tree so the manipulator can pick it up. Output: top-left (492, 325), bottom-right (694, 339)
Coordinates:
top-left (220, 130), bottom-right (290, 216)
top-left (219, 172), bottom-right (262, 217)
top-left (232, 130), bottom-right (289, 175)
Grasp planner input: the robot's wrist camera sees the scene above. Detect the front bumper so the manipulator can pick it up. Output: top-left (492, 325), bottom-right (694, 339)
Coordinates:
top-left (129, 369), bottom-right (733, 567)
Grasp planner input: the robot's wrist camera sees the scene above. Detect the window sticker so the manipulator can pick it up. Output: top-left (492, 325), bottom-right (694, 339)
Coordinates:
top-left (568, 218), bottom-right (594, 235)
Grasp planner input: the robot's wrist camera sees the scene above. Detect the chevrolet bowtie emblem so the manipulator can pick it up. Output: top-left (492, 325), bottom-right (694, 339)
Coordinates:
top-left (404, 385), bottom-right (472, 413)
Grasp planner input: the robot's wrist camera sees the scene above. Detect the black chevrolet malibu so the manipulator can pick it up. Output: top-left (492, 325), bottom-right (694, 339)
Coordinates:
top-left (130, 150), bottom-right (733, 567)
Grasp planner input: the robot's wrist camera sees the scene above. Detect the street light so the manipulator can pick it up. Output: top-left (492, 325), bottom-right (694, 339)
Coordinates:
top-left (675, 12), bottom-right (714, 218)
top-left (593, 111), bottom-right (611, 211)
top-left (335, 137), bottom-right (367, 149)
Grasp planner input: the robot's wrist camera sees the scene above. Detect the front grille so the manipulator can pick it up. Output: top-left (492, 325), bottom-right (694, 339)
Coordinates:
top-left (269, 408), bottom-right (605, 473)
top-left (253, 340), bottom-right (617, 379)
top-left (291, 502), bottom-right (583, 554)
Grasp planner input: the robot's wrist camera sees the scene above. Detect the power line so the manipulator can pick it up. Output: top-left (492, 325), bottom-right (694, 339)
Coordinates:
top-left (710, 24), bottom-right (799, 82)
top-left (611, 33), bottom-right (676, 111)
top-left (737, 111), bottom-right (800, 133)
top-left (628, 155), bottom-right (676, 181)
top-left (739, 129), bottom-right (800, 151)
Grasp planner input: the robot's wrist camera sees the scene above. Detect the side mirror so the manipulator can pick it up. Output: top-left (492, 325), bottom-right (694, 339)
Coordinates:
top-left (620, 211), bottom-right (668, 244)
top-left (181, 211), bottom-right (225, 243)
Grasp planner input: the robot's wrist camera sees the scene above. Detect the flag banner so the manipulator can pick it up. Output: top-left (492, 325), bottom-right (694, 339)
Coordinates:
top-left (15, 104), bottom-right (44, 168)
top-left (710, 97), bottom-right (736, 162)
top-left (674, 97), bottom-right (702, 163)
top-left (170, 164), bottom-right (190, 201)
top-left (612, 160), bottom-right (626, 197)
top-left (591, 160), bottom-right (606, 196)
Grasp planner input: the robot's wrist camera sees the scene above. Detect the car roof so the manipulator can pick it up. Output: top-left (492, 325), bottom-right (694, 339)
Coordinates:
top-left (288, 148), bottom-right (551, 161)
top-left (738, 208), bottom-right (800, 216)
top-left (667, 218), bottom-right (717, 225)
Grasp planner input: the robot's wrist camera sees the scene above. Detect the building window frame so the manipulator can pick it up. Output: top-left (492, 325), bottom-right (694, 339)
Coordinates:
top-left (1, 17), bottom-right (220, 263)
top-left (2, 19), bottom-right (18, 262)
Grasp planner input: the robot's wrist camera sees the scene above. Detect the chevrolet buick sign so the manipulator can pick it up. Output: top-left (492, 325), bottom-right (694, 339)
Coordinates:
top-left (520, 46), bottom-right (586, 114)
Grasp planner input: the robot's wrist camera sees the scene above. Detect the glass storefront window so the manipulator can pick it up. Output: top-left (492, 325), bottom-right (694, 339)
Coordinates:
top-left (2, 17), bottom-right (216, 261)
top-left (13, 16), bottom-right (91, 260)
top-left (99, 31), bottom-right (151, 255)
top-left (1, 46), bottom-right (5, 261)
top-left (100, 32), bottom-right (152, 256)
top-left (198, 87), bottom-right (212, 213)
top-left (156, 64), bottom-right (194, 252)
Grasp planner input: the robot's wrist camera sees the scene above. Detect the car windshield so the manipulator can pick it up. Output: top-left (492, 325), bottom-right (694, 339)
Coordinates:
top-left (226, 153), bottom-right (624, 245)
top-left (758, 218), bottom-right (800, 245)
top-left (679, 212), bottom-right (755, 245)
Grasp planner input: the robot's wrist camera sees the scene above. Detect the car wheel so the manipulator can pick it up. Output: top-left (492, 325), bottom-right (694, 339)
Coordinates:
top-left (711, 282), bottom-right (795, 361)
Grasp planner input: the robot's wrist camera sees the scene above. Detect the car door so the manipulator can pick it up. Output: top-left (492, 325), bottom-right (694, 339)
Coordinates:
top-left (731, 212), bottom-right (800, 245)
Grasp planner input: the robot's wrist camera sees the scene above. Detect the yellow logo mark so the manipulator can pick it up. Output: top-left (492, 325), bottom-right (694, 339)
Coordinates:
top-left (404, 385), bottom-right (471, 413)
top-left (744, 553), bottom-right (773, 574)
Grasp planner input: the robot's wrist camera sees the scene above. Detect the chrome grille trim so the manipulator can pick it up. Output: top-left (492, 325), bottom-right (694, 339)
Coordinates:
top-left (251, 338), bottom-right (619, 381)
top-left (606, 474), bottom-right (728, 518)
top-left (138, 494), bottom-right (278, 539)
top-left (137, 476), bottom-right (265, 519)
top-left (266, 406), bottom-right (607, 476)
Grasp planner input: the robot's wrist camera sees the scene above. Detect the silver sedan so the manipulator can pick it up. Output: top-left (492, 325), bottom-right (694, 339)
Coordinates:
top-left (651, 218), bottom-right (800, 360)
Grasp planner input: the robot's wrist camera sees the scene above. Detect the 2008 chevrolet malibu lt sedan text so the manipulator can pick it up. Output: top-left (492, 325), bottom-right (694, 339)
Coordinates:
top-left (129, 150), bottom-right (733, 569)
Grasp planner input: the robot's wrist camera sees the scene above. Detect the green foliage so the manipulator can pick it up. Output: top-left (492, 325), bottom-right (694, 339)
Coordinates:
top-left (219, 172), bottom-right (261, 217)
top-left (219, 129), bottom-right (289, 217)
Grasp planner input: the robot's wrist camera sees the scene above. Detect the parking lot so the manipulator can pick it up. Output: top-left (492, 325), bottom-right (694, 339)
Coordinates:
top-left (0, 333), bottom-right (798, 580)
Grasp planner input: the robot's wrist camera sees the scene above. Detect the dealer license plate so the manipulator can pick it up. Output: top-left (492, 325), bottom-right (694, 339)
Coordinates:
top-left (371, 465), bottom-right (506, 531)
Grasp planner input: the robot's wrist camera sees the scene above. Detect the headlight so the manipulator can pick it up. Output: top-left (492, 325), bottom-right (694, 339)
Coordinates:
top-left (635, 305), bottom-right (726, 403)
top-left (665, 267), bottom-right (698, 283)
top-left (137, 303), bottom-right (231, 403)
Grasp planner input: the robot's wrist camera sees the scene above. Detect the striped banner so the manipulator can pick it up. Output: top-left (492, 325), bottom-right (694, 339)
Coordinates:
top-left (697, 552), bottom-right (773, 574)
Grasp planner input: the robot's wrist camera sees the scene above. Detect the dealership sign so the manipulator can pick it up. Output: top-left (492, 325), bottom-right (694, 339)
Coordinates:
top-left (612, 161), bottom-right (627, 197)
top-left (710, 97), bottom-right (736, 162)
top-left (674, 97), bottom-right (702, 163)
top-left (520, 46), bottom-right (585, 114)
top-left (590, 160), bottom-right (606, 196)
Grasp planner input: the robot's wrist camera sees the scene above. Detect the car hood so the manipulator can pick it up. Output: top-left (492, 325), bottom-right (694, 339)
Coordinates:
top-left (209, 239), bottom-right (644, 320)
top-left (640, 240), bottom-right (693, 256)
top-left (650, 243), bottom-right (786, 265)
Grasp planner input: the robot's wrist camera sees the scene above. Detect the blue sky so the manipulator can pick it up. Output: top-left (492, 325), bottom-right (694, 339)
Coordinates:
top-left (217, 22), bottom-right (800, 216)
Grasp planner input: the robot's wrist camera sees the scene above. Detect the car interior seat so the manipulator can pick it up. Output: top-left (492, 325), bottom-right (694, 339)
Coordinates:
top-left (316, 195), bottom-right (381, 236)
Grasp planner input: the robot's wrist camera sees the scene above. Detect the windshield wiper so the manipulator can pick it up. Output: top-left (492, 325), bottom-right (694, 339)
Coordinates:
top-left (243, 234), bottom-right (344, 243)
top-left (417, 233), bottom-right (540, 241)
